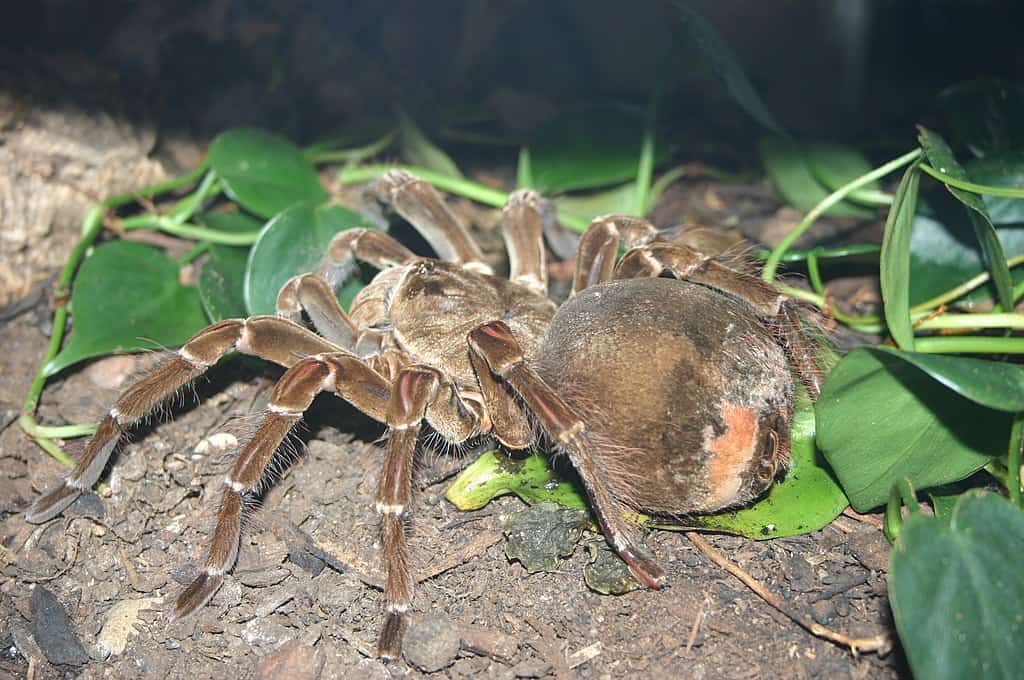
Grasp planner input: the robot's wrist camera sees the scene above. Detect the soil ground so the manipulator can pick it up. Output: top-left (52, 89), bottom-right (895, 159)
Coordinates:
top-left (0, 67), bottom-right (904, 680)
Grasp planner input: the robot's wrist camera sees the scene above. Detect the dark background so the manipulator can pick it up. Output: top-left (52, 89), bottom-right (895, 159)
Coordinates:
top-left (2, 0), bottom-right (1018, 153)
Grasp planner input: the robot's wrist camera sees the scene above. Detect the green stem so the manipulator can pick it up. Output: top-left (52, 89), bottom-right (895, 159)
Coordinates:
top-left (1009, 415), bottom-right (1023, 508)
top-left (648, 165), bottom-right (690, 202)
top-left (763, 148), bottom-right (923, 282)
top-left (919, 162), bottom-right (1024, 198)
top-left (20, 165), bottom-right (206, 476)
top-left (915, 313), bottom-right (1024, 331)
top-left (168, 170), bottom-right (221, 223)
top-left (177, 242), bottom-right (212, 265)
top-left (306, 130), bottom-right (398, 164)
top-left (634, 92), bottom-right (658, 215)
top-left (914, 336), bottom-right (1024, 354)
top-left (806, 252), bottom-right (825, 295)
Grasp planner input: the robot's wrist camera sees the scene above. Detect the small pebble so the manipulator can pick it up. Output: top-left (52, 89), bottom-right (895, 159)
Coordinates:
top-left (31, 586), bottom-right (88, 666)
top-left (193, 432), bottom-right (238, 455)
top-left (403, 616), bottom-right (461, 673)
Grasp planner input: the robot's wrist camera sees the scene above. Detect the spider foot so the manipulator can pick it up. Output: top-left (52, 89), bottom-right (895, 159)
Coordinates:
top-left (169, 572), bottom-right (224, 621)
top-left (377, 611), bottom-right (408, 661)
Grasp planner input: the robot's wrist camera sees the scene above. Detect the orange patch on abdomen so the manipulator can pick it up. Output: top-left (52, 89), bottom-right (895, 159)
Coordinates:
top-left (702, 402), bottom-right (759, 509)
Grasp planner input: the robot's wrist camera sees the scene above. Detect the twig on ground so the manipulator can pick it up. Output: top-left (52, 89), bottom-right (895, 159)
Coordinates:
top-left (685, 532), bottom-right (891, 655)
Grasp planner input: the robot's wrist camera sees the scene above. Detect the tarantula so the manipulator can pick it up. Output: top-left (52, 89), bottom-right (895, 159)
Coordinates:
top-left (27, 170), bottom-right (822, 660)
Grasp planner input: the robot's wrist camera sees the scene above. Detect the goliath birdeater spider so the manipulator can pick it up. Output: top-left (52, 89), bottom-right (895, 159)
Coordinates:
top-left (28, 169), bottom-right (823, 659)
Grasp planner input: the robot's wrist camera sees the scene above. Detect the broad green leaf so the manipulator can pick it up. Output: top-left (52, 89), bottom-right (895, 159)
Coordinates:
top-left (759, 137), bottom-right (875, 218)
top-left (445, 451), bottom-right (588, 510)
top-left (201, 211), bottom-right (263, 234)
top-left (397, 111), bottom-right (462, 178)
top-left (556, 183), bottom-right (638, 229)
top-left (908, 194), bottom-right (1024, 306)
top-left (45, 242), bottom-right (208, 375)
top-left (678, 387), bottom-right (848, 539)
top-left (918, 126), bottom-right (1013, 312)
top-left (870, 346), bottom-right (1024, 412)
top-left (816, 348), bottom-right (1010, 511)
top-left (199, 244), bottom-right (248, 321)
top-left (890, 492), bottom-right (1024, 680)
top-left (528, 108), bottom-right (667, 194)
top-left (966, 151), bottom-right (1024, 224)
top-left (879, 164), bottom-right (921, 349)
top-left (675, 2), bottom-right (784, 135)
top-left (209, 128), bottom-right (327, 219)
top-left (937, 78), bottom-right (1024, 157)
top-left (805, 142), bottom-right (884, 205)
top-left (244, 203), bottom-right (372, 316)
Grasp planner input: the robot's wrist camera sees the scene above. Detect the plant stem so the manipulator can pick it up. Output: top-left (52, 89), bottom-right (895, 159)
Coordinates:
top-left (763, 148), bottom-right (923, 282)
top-left (633, 92), bottom-right (658, 215)
top-left (122, 216), bottom-right (261, 245)
top-left (306, 130), bottom-right (397, 164)
top-left (1009, 415), bottom-right (1023, 508)
top-left (20, 165), bottom-right (206, 476)
top-left (915, 313), bottom-right (1024, 331)
top-left (913, 336), bottom-right (1024, 354)
top-left (919, 162), bottom-right (1024, 198)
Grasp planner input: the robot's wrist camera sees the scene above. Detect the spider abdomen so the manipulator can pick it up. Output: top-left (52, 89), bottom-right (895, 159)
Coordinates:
top-left (537, 277), bottom-right (794, 515)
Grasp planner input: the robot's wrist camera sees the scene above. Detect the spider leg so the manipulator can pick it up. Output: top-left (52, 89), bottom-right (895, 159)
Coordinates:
top-left (25, 317), bottom-right (339, 524)
top-left (501, 190), bottom-right (548, 296)
top-left (172, 351), bottom-right (392, 619)
top-left (616, 242), bottom-right (823, 398)
top-left (376, 366), bottom-right (485, 659)
top-left (365, 170), bottom-right (492, 274)
top-left (572, 215), bottom-right (661, 294)
top-left (467, 321), bottom-right (667, 590)
top-left (277, 229), bottom-right (418, 347)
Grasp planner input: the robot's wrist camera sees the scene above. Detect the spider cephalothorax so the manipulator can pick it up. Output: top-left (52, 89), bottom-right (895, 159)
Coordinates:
top-left (27, 170), bottom-right (822, 660)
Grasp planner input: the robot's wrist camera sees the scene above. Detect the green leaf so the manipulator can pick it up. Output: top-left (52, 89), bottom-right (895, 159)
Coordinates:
top-left (45, 242), bottom-right (209, 375)
top-left (870, 346), bottom-right (1024, 412)
top-left (678, 387), bottom-right (848, 539)
top-left (675, 2), bottom-right (784, 135)
top-left (966, 151), bottom-right (1024, 225)
top-left (918, 126), bottom-right (1013, 312)
top-left (397, 111), bottom-right (463, 178)
top-left (528, 108), bottom-right (667, 194)
top-left (816, 348), bottom-right (1011, 511)
top-left (209, 128), bottom-right (327, 219)
top-left (759, 137), bottom-right (875, 218)
top-left (907, 195), bottom-right (1024, 305)
top-left (244, 202), bottom-right (371, 316)
top-left (199, 244), bottom-right (248, 322)
top-left (556, 183), bottom-right (639, 229)
top-left (445, 451), bottom-right (588, 511)
top-left (805, 142), bottom-right (885, 205)
top-left (890, 492), bottom-right (1024, 680)
top-left (879, 164), bottom-right (921, 349)
top-left (937, 78), bottom-right (1024, 157)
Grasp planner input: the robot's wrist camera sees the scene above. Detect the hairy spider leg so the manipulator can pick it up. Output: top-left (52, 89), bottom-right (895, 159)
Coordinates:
top-left (500, 190), bottom-right (549, 296)
top-left (467, 320), bottom-right (667, 590)
top-left (25, 317), bottom-right (341, 525)
top-left (572, 215), bottom-right (661, 294)
top-left (365, 169), bottom-right (492, 274)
